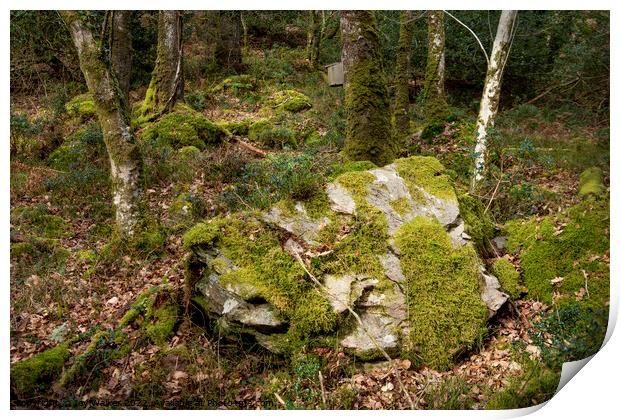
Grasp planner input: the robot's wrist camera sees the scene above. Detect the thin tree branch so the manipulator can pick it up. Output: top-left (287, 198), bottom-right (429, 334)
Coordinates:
top-left (443, 10), bottom-right (489, 65)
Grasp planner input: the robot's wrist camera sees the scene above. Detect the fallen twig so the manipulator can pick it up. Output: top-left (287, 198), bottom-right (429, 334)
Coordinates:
top-left (233, 136), bottom-right (267, 157)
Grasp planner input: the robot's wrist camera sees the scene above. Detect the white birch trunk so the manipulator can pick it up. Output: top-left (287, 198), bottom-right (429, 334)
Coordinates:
top-left (471, 10), bottom-right (518, 189)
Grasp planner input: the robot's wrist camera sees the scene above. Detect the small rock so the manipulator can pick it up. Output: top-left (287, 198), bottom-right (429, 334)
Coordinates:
top-left (107, 296), bottom-right (119, 306)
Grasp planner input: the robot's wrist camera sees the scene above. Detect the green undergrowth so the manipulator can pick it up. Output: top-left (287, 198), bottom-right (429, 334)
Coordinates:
top-left (458, 194), bottom-right (495, 254)
top-left (247, 118), bottom-right (297, 149)
top-left (11, 204), bottom-right (73, 239)
top-left (140, 105), bottom-right (230, 150)
top-left (395, 217), bottom-right (487, 371)
top-left (504, 197), bottom-right (609, 308)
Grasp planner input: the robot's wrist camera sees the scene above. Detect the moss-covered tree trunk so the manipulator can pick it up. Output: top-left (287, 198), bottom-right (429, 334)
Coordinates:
top-left (139, 11), bottom-right (183, 120)
top-left (215, 11), bottom-right (242, 71)
top-left (307, 11), bottom-right (321, 68)
top-left (61, 12), bottom-right (142, 238)
top-left (341, 11), bottom-right (394, 166)
top-left (471, 11), bottom-right (518, 190)
top-left (394, 10), bottom-right (414, 137)
top-left (110, 11), bottom-right (132, 100)
top-left (423, 11), bottom-right (449, 130)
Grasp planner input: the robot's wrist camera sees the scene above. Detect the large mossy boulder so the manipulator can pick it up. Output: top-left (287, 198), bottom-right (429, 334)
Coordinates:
top-left (184, 156), bottom-right (507, 370)
top-left (140, 105), bottom-right (230, 150)
top-left (65, 93), bottom-right (96, 121)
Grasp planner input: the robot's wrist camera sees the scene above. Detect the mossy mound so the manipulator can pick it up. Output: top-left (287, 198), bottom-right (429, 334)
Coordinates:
top-left (247, 118), bottom-right (297, 148)
top-left (11, 344), bottom-right (71, 399)
top-left (265, 89), bottom-right (312, 113)
top-left (492, 258), bottom-right (522, 299)
top-left (213, 74), bottom-right (257, 94)
top-left (504, 198), bottom-right (609, 308)
top-left (395, 217), bottom-right (487, 370)
top-left (11, 205), bottom-right (73, 239)
top-left (141, 105), bottom-right (230, 150)
top-left (177, 145), bottom-right (201, 160)
top-left (65, 93), bottom-right (96, 121)
top-left (216, 119), bottom-right (252, 136)
top-left (578, 167), bottom-right (604, 196)
top-left (457, 193), bottom-right (495, 254)
top-left (328, 160), bottom-right (377, 180)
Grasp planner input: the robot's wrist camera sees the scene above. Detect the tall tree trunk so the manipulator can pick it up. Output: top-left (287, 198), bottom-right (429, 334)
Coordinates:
top-left (341, 11), bottom-right (394, 166)
top-left (423, 11), bottom-right (449, 126)
top-left (139, 11), bottom-right (183, 120)
top-left (215, 11), bottom-right (242, 71)
top-left (110, 11), bottom-right (133, 100)
top-left (471, 10), bottom-right (518, 189)
top-left (394, 10), bottom-right (414, 137)
top-left (240, 11), bottom-right (249, 50)
top-left (61, 12), bottom-right (142, 238)
top-left (307, 11), bottom-right (321, 68)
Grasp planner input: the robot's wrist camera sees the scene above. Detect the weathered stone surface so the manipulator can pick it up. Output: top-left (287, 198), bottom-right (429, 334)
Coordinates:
top-left (186, 156), bottom-right (508, 366)
top-left (479, 268), bottom-right (509, 318)
top-left (262, 202), bottom-right (330, 246)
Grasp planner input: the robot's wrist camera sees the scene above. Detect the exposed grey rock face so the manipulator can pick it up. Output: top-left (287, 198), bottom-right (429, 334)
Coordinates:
top-left (262, 202), bottom-right (330, 246)
top-left (479, 268), bottom-right (510, 318)
top-left (188, 157), bottom-right (509, 361)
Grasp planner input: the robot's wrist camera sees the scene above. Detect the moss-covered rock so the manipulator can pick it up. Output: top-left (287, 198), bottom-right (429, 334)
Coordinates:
top-left (140, 105), bottom-right (230, 150)
top-left (65, 93), bottom-right (96, 121)
top-left (177, 145), bottom-right (201, 160)
top-left (184, 156), bottom-right (495, 369)
top-left (145, 289), bottom-right (179, 346)
top-left (492, 258), bottom-right (522, 299)
top-left (578, 167), bottom-right (604, 197)
top-left (395, 217), bottom-right (487, 370)
top-left (505, 198), bottom-right (609, 307)
top-left (216, 119), bottom-right (252, 136)
top-left (11, 344), bottom-right (70, 399)
top-left (247, 118), bottom-right (297, 148)
top-left (265, 90), bottom-right (312, 113)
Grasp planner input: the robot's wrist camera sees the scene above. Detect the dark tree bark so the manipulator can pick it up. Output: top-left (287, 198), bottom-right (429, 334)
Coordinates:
top-left (215, 11), bottom-right (242, 71)
top-left (307, 11), bottom-right (321, 68)
top-left (139, 10), bottom-right (183, 120)
top-left (394, 10), bottom-right (414, 137)
top-left (61, 11), bottom-right (142, 238)
top-left (341, 11), bottom-right (394, 166)
top-left (110, 10), bottom-right (133, 100)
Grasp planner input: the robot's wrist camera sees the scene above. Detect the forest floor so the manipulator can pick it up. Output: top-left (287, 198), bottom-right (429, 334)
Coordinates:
top-left (9, 47), bottom-right (610, 409)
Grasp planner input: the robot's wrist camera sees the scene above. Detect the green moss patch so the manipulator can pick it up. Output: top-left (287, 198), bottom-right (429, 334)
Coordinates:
top-left (65, 93), bottom-right (96, 121)
top-left (395, 216), bottom-right (487, 370)
top-left (504, 198), bottom-right (609, 307)
top-left (328, 160), bottom-right (377, 180)
top-left (217, 119), bottom-right (252, 136)
top-left (11, 344), bottom-right (70, 399)
top-left (213, 74), bottom-right (257, 94)
top-left (145, 289), bottom-right (180, 346)
top-left (492, 258), bottom-right (522, 299)
top-left (141, 105), bottom-right (229, 150)
top-left (395, 156), bottom-right (457, 202)
top-left (578, 167), bottom-right (604, 196)
top-left (265, 90), bottom-right (312, 113)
